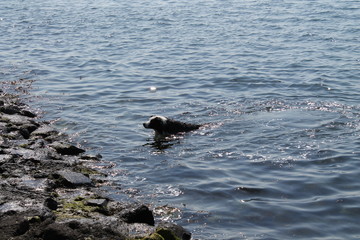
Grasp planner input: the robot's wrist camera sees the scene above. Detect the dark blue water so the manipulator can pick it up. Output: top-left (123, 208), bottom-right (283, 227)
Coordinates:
top-left (1, 0), bottom-right (360, 239)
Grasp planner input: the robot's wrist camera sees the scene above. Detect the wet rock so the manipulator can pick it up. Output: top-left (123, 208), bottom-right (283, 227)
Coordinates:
top-left (31, 125), bottom-right (58, 138)
top-left (121, 205), bottom-right (155, 226)
top-left (18, 127), bottom-right (30, 139)
top-left (0, 121), bottom-right (7, 130)
top-left (0, 214), bottom-right (30, 238)
top-left (0, 154), bottom-right (13, 164)
top-left (42, 223), bottom-right (79, 240)
top-left (85, 198), bottom-right (109, 215)
top-left (4, 147), bottom-right (53, 162)
top-left (0, 105), bottom-right (22, 115)
top-left (80, 153), bottom-right (102, 161)
top-left (50, 141), bottom-right (85, 156)
top-left (1, 113), bottom-right (32, 126)
top-left (86, 198), bottom-right (108, 208)
top-left (54, 170), bottom-right (93, 188)
top-left (21, 109), bottom-right (37, 118)
top-left (45, 198), bottom-right (59, 210)
top-left (151, 228), bottom-right (179, 240)
top-left (157, 222), bottom-right (192, 240)
top-left (28, 139), bottom-right (46, 149)
top-left (23, 122), bottom-right (39, 134)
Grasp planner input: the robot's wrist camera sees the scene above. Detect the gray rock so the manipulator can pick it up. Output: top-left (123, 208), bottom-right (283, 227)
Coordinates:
top-left (0, 154), bottom-right (13, 164)
top-left (31, 125), bottom-right (58, 137)
top-left (50, 141), bottom-right (85, 156)
top-left (1, 113), bottom-right (32, 125)
top-left (4, 147), bottom-right (52, 162)
top-left (55, 170), bottom-right (93, 187)
top-left (86, 198), bottom-right (108, 208)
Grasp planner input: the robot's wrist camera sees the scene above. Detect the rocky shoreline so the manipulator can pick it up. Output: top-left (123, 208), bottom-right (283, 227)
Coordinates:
top-left (0, 89), bottom-right (191, 240)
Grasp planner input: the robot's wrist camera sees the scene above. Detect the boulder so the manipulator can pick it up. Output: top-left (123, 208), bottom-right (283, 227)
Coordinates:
top-left (54, 170), bottom-right (93, 188)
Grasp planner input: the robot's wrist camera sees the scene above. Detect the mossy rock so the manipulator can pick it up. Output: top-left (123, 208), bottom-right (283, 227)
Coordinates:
top-left (142, 233), bottom-right (164, 240)
top-left (54, 197), bottom-right (104, 219)
top-left (77, 166), bottom-right (103, 176)
top-left (139, 228), bottom-right (180, 240)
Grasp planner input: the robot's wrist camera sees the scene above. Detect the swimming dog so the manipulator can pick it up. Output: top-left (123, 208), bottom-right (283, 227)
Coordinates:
top-left (143, 115), bottom-right (201, 136)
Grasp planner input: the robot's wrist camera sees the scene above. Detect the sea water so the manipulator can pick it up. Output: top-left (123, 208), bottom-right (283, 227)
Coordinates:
top-left (1, 0), bottom-right (360, 238)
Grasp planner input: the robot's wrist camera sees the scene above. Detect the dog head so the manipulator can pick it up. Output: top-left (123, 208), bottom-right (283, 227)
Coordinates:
top-left (143, 115), bottom-right (168, 133)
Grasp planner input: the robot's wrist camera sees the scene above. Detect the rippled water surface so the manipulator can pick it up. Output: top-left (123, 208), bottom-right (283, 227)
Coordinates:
top-left (1, 0), bottom-right (360, 239)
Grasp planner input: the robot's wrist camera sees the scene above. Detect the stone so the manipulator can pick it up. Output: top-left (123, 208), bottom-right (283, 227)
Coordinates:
top-left (80, 154), bottom-right (102, 161)
top-left (55, 170), bottom-right (93, 187)
top-left (42, 223), bottom-right (78, 240)
top-left (1, 113), bottom-right (32, 125)
top-left (31, 125), bottom-right (58, 137)
top-left (50, 141), bottom-right (85, 156)
top-left (20, 109), bottom-right (37, 118)
top-left (157, 222), bottom-right (191, 240)
top-left (0, 154), bottom-right (13, 164)
top-left (121, 205), bottom-right (155, 226)
top-left (0, 105), bottom-right (22, 115)
top-left (45, 198), bottom-right (59, 210)
top-left (86, 198), bottom-right (108, 208)
top-left (0, 214), bottom-right (30, 238)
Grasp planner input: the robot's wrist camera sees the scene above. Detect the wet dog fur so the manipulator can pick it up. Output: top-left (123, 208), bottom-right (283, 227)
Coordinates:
top-left (143, 115), bottom-right (201, 137)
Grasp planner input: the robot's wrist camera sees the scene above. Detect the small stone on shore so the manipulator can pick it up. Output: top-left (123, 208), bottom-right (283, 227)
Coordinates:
top-left (121, 205), bottom-right (155, 226)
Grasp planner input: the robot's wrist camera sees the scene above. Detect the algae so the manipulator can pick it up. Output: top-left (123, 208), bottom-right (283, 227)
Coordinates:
top-left (136, 228), bottom-right (181, 240)
top-left (77, 166), bottom-right (103, 176)
top-left (54, 197), bottom-right (104, 219)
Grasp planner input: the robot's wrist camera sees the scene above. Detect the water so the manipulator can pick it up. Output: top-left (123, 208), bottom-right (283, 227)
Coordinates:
top-left (1, 0), bottom-right (360, 238)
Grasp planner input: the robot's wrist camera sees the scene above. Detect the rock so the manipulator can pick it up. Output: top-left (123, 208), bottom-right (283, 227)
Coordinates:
top-left (0, 154), bottom-right (13, 164)
top-left (0, 214), bottom-right (30, 238)
top-left (1, 113), bottom-right (32, 126)
top-left (0, 104), bottom-right (36, 118)
top-left (157, 222), bottom-right (191, 240)
top-left (152, 228), bottom-right (179, 240)
top-left (80, 154), bottom-right (102, 161)
top-left (86, 198), bottom-right (108, 208)
top-left (45, 198), bottom-right (59, 210)
top-left (50, 141), bottom-right (85, 156)
top-left (4, 147), bottom-right (53, 162)
top-left (0, 105), bottom-right (22, 115)
top-left (42, 223), bottom-right (79, 240)
top-left (85, 198), bottom-right (109, 215)
top-left (121, 205), bottom-right (155, 226)
top-left (31, 125), bottom-right (58, 138)
top-left (54, 170), bottom-right (93, 187)
top-left (21, 109), bottom-right (37, 118)
top-left (23, 123), bottom-right (39, 134)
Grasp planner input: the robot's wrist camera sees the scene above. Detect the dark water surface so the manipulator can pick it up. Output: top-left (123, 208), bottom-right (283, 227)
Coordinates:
top-left (1, 0), bottom-right (360, 239)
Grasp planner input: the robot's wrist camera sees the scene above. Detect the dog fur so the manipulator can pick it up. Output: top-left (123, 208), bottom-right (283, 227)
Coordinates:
top-left (143, 115), bottom-right (201, 136)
